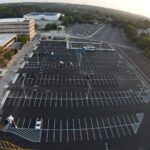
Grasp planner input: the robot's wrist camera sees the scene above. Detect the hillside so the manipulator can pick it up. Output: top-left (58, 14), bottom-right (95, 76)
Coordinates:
top-left (0, 2), bottom-right (149, 21)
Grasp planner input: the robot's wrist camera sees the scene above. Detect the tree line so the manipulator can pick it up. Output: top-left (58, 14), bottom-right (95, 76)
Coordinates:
top-left (111, 17), bottom-right (150, 58)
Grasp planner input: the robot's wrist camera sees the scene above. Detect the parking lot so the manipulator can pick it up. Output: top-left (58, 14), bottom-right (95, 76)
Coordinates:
top-left (5, 90), bottom-right (148, 109)
top-left (0, 39), bottom-right (150, 150)
top-left (6, 113), bottom-right (143, 143)
top-left (67, 24), bottom-right (102, 37)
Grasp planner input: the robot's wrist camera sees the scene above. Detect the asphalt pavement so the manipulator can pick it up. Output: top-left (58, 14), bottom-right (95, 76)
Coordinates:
top-left (1, 25), bottom-right (150, 150)
top-left (69, 24), bottom-right (150, 86)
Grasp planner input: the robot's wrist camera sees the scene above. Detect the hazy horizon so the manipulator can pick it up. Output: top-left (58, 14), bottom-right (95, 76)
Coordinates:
top-left (0, 0), bottom-right (150, 18)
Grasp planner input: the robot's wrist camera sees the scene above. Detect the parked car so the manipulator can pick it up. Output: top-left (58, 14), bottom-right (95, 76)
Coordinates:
top-left (35, 118), bottom-right (43, 130)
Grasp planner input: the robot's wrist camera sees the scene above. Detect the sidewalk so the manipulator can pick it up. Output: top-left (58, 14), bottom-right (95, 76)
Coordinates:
top-left (0, 37), bottom-right (39, 101)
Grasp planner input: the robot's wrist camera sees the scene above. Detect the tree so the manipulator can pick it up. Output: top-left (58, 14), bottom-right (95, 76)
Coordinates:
top-left (59, 16), bottom-right (64, 21)
top-left (124, 25), bottom-right (138, 42)
top-left (4, 51), bottom-right (12, 60)
top-left (3, 50), bottom-right (16, 60)
top-left (35, 23), bottom-right (38, 29)
top-left (0, 47), bottom-right (3, 54)
top-left (0, 57), bottom-right (6, 67)
top-left (44, 23), bottom-right (57, 31)
top-left (17, 34), bottom-right (30, 45)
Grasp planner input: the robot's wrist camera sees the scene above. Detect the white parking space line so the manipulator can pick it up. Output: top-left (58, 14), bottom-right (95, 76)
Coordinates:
top-left (107, 117), bottom-right (115, 138)
top-left (28, 91), bottom-right (34, 107)
top-left (46, 119), bottom-right (49, 143)
top-left (84, 118), bottom-right (89, 141)
top-left (101, 117), bottom-right (108, 139)
top-left (28, 118), bottom-right (31, 128)
top-left (44, 92), bottom-right (48, 108)
top-left (21, 118), bottom-right (25, 128)
top-left (12, 91), bottom-right (19, 106)
top-left (122, 116), bottom-right (131, 135)
top-left (112, 117), bottom-right (120, 137)
top-left (53, 119), bottom-right (56, 143)
top-left (60, 119), bottom-right (62, 143)
top-left (66, 119), bottom-right (69, 142)
top-left (90, 118), bottom-right (96, 140)
top-left (96, 118), bottom-right (102, 139)
top-left (78, 118), bottom-right (82, 141)
top-left (16, 118), bottom-right (20, 127)
top-left (72, 119), bottom-right (76, 142)
top-left (17, 93), bottom-right (24, 107)
top-left (117, 116), bottom-right (126, 136)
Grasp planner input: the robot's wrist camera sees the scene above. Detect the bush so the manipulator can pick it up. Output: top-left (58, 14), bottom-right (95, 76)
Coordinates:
top-left (4, 51), bottom-right (12, 60)
top-left (3, 50), bottom-right (16, 60)
top-left (0, 57), bottom-right (6, 67)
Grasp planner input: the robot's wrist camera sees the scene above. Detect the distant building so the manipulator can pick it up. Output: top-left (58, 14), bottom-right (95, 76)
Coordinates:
top-left (0, 18), bottom-right (36, 40)
top-left (0, 34), bottom-right (17, 50)
top-left (138, 28), bottom-right (150, 35)
top-left (41, 31), bottom-right (67, 41)
top-left (24, 12), bottom-right (63, 21)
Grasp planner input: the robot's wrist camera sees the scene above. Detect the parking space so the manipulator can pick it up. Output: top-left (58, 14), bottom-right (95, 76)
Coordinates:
top-left (16, 45), bottom-right (144, 92)
top-left (70, 41), bottom-right (112, 50)
top-left (67, 24), bottom-right (102, 37)
top-left (41, 116), bottom-right (135, 143)
top-left (5, 90), bottom-right (148, 108)
top-left (9, 113), bottom-right (143, 143)
top-left (12, 72), bottom-right (141, 90)
top-left (6, 40), bottom-right (149, 110)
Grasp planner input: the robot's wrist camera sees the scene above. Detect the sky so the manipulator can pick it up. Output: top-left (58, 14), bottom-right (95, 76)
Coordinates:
top-left (0, 0), bottom-right (150, 18)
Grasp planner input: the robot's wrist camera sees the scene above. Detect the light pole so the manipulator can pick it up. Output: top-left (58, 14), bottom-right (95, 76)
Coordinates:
top-left (44, 40), bottom-right (46, 49)
top-left (36, 51), bottom-right (39, 66)
top-left (105, 143), bottom-right (109, 150)
top-left (79, 53), bottom-right (82, 69)
top-left (138, 87), bottom-right (144, 98)
top-left (51, 51), bottom-right (54, 56)
top-left (22, 73), bottom-right (27, 99)
top-left (138, 80), bottom-right (146, 98)
top-left (117, 55), bottom-right (123, 68)
top-left (59, 60), bottom-right (64, 68)
top-left (70, 61), bottom-right (73, 67)
top-left (85, 74), bottom-right (92, 100)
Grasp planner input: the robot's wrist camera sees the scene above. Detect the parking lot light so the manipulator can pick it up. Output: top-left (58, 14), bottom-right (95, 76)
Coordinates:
top-left (138, 87), bottom-right (144, 98)
top-left (79, 54), bottom-right (82, 68)
top-left (70, 62), bottom-right (73, 66)
top-left (59, 60), bottom-right (64, 65)
top-left (51, 52), bottom-right (54, 56)
top-left (105, 143), bottom-right (109, 150)
top-left (138, 81), bottom-right (146, 98)
top-left (85, 74), bottom-right (92, 100)
top-left (44, 40), bottom-right (46, 49)
top-left (59, 60), bottom-right (64, 68)
top-left (117, 55), bottom-right (123, 68)
top-left (22, 73), bottom-right (27, 99)
top-left (36, 51), bottom-right (39, 66)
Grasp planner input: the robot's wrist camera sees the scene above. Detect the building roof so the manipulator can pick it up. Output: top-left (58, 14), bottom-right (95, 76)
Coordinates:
top-left (0, 34), bottom-right (17, 47)
top-left (0, 18), bottom-right (28, 23)
top-left (41, 31), bottom-right (67, 38)
top-left (25, 12), bottom-right (60, 16)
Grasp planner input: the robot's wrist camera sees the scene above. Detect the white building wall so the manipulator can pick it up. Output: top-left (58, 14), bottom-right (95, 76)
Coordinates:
top-left (24, 13), bottom-right (61, 21)
top-left (0, 19), bottom-right (36, 40)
